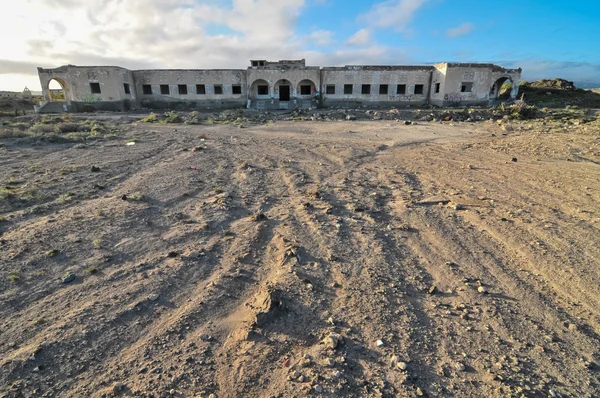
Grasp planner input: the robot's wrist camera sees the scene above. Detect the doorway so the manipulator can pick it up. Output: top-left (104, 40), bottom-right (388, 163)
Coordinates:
top-left (279, 85), bottom-right (290, 101)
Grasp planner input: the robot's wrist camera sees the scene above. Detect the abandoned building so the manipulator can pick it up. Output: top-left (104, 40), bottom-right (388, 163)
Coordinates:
top-left (36, 59), bottom-right (521, 113)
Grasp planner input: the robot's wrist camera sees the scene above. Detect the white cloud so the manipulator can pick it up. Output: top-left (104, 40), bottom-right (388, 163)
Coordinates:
top-left (305, 30), bottom-right (335, 46)
top-left (446, 22), bottom-right (474, 38)
top-left (359, 0), bottom-right (429, 31)
top-left (0, 0), bottom-right (310, 90)
top-left (346, 29), bottom-right (371, 46)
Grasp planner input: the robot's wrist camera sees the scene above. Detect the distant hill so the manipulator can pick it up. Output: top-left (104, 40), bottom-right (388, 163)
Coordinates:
top-left (573, 81), bottom-right (600, 89)
top-left (518, 78), bottom-right (600, 108)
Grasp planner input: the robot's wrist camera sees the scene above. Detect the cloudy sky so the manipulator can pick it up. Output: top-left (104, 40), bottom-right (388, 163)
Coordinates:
top-left (1, 0), bottom-right (599, 91)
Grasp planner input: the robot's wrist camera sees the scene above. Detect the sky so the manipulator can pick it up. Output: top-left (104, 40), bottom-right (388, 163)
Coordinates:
top-left (1, 0), bottom-right (599, 91)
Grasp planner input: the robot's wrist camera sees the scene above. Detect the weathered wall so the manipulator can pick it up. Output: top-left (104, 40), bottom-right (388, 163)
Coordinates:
top-left (36, 61), bottom-right (522, 112)
top-left (247, 67), bottom-right (320, 109)
top-left (38, 66), bottom-right (134, 106)
top-left (431, 63), bottom-right (522, 106)
top-left (321, 66), bottom-right (433, 107)
top-left (133, 69), bottom-right (247, 109)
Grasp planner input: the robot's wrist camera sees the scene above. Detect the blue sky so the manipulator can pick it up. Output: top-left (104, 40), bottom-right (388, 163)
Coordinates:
top-left (1, 0), bottom-right (599, 91)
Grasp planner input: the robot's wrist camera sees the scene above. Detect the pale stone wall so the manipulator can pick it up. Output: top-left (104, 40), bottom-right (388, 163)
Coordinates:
top-left (36, 61), bottom-right (522, 112)
top-left (431, 63), bottom-right (522, 106)
top-left (247, 65), bottom-right (320, 109)
top-left (322, 66), bottom-right (433, 107)
top-left (133, 69), bottom-right (246, 107)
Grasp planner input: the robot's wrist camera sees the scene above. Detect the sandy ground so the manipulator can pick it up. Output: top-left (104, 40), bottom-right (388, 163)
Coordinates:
top-left (1, 117), bottom-right (600, 398)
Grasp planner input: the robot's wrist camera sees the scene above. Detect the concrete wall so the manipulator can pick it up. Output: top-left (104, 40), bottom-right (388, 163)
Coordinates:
top-left (36, 61), bottom-right (522, 112)
top-left (321, 66), bottom-right (433, 107)
top-left (133, 69), bottom-right (247, 109)
top-left (247, 66), bottom-right (320, 109)
top-left (431, 63), bottom-right (522, 107)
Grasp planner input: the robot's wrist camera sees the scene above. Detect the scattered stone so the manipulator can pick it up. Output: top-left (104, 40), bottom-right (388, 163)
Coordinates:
top-left (62, 273), bottom-right (76, 284)
top-left (253, 212), bottom-right (267, 221)
top-left (323, 333), bottom-right (343, 349)
top-left (113, 383), bottom-right (125, 394)
top-left (91, 166), bottom-right (101, 172)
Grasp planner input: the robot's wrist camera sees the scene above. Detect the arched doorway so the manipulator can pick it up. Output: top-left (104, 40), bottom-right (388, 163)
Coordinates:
top-left (48, 78), bottom-right (67, 101)
top-left (249, 79), bottom-right (270, 98)
top-left (274, 79), bottom-right (292, 102)
top-left (490, 77), bottom-right (514, 101)
top-left (297, 79), bottom-right (316, 97)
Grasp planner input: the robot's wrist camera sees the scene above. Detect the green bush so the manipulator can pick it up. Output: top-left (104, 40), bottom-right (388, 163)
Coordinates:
top-left (161, 111), bottom-right (183, 124)
top-left (140, 113), bottom-right (159, 123)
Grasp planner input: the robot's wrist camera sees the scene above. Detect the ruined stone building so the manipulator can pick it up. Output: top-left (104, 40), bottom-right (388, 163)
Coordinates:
top-left (36, 59), bottom-right (521, 113)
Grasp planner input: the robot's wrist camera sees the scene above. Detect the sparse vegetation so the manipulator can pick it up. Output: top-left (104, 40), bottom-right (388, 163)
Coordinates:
top-left (92, 239), bottom-right (102, 248)
top-left (47, 249), bottom-right (58, 257)
top-left (56, 192), bottom-right (75, 203)
top-left (86, 266), bottom-right (98, 274)
top-left (9, 272), bottom-right (19, 283)
top-left (0, 118), bottom-right (122, 142)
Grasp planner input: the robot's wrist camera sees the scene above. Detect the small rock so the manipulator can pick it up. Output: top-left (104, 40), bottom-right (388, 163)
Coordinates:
top-left (167, 251), bottom-right (178, 258)
top-left (511, 157), bottom-right (518, 162)
top-left (346, 115), bottom-right (356, 121)
top-left (314, 385), bottom-right (323, 393)
top-left (376, 339), bottom-right (384, 347)
top-left (148, 293), bottom-right (160, 302)
top-left (113, 383), bottom-right (125, 394)
top-left (253, 212), bottom-right (267, 221)
top-left (416, 387), bottom-right (424, 396)
top-left (323, 333), bottom-right (342, 349)
top-left (477, 286), bottom-right (488, 294)
top-left (62, 273), bottom-right (76, 284)
top-left (321, 358), bottom-right (335, 368)
top-left (454, 204), bottom-right (465, 211)
top-left (397, 361), bottom-right (408, 371)
top-left (91, 166), bottom-right (101, 172)
top-left (428, 286), bottom-right (438, 295)
top-left (121, 194), bottom-right (128, 201)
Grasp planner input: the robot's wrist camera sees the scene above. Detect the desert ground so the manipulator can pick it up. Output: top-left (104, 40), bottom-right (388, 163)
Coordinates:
top-left (1, 107), bottom-right (600, 398)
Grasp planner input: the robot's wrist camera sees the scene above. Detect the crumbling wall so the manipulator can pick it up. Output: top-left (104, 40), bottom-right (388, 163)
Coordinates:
top-left (321, 66), bottom-right (433, 107)
top-left (247, 67), bottom-right (320, 109)
top-left (38, 65), bottom-right (134, 109)
top-left (133, 69), bottom-right (247, 109)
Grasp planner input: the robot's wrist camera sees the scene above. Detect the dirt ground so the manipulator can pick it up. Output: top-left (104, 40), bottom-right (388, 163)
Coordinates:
top-left (1, 115), bottom-right (600, 398)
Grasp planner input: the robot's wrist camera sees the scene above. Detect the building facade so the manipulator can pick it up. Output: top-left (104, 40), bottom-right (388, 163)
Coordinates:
top-left (36, 60), bottom-right (521, 113)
